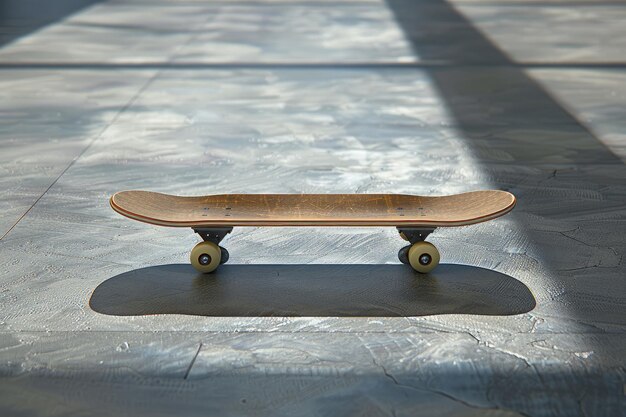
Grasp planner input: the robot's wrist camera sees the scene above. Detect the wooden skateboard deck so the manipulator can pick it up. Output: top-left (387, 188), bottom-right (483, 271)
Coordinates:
top-left (110, 190), bottom-right (515, 274)
top-left (110, 190), bottom-right (515, 228)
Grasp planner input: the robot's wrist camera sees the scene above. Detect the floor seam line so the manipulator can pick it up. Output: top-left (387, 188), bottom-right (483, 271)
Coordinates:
top-left (3, 63), bottom-right (626, 69)
top-left (184, 343), bottom-right (203, 380)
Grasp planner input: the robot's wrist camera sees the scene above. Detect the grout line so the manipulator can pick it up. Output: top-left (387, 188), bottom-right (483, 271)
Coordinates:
top-left (184, 342), bottom-right (203, 380)
top-left (103, 0), bottom-right (626, 6)
top-left (2, 62), bottom-right (626, 70)
top-left (451, 1), bottom-right (626, 6)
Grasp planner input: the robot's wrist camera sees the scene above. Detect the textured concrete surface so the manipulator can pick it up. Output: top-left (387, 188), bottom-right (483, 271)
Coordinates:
top-left (0, 0), bottom-right (625, 416)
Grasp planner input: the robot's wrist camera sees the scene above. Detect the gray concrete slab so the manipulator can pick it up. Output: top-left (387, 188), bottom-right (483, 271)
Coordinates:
top-left (0, 3), bottom-right (209, 63)
top-left (530, 68), bottom-right (626, 160)
top-left (0, 69), bottom-right (156, 237)
top-left (0, 0), bottom-right (624, 416)
top-left (455, 2), bottom-right (626, 64)
top-left (172, 2), bottom-right (415, 64)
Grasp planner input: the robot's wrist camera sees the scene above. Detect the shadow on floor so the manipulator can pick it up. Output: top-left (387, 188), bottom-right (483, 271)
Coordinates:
top-left (0, 0), bottom-right (103, 48)
top-left (89, 263), bottom-right (535, 317)
top-left (386, 0), bottom-right (624, 164)
top-left (385, 0), bottom-right (626, 336)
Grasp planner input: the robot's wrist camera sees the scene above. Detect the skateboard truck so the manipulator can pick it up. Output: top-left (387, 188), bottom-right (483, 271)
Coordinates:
top-left (193, 227), bottom-right (233, 244)
top-left (396, 227), bottom-right (435, 243)
top-left (192, 227), bottom-right (233, 268)
top-left (396, 227), bottom-right (440, 271)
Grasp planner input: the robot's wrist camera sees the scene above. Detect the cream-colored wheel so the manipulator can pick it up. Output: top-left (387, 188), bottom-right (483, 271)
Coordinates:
top-left (408, 241), bottom-right (440, 273)
top-left (190, 241), bottom-right (221, 273)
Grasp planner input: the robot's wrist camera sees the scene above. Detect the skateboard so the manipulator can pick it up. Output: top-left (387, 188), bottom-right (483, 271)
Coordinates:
top-left (110, 190), bottom-right (516, 274)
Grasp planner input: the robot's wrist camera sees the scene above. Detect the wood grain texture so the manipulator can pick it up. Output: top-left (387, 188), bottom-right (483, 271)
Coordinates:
top-left (110, 190), bottom-right (516, 227)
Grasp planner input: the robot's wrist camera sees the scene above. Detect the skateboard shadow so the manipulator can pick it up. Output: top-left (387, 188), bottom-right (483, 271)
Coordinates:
top-left (89, 264), bottom-right (535, 317)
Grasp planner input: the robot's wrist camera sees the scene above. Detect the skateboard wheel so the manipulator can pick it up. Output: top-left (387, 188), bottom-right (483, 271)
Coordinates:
top-left (399, 232), bottom-right (409, 242)
top-left (219, 246), bottom-right (229, 265)
top-left (190, 241), bottom-right (221, 273)
top-left (398, 245), bottom-right (410, 265)
top-left (408, 241), bottom-right (440, 273)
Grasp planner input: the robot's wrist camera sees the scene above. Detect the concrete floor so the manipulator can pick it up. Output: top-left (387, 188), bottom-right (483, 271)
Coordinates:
top-left (0, 0), bottom-right (625, 416)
